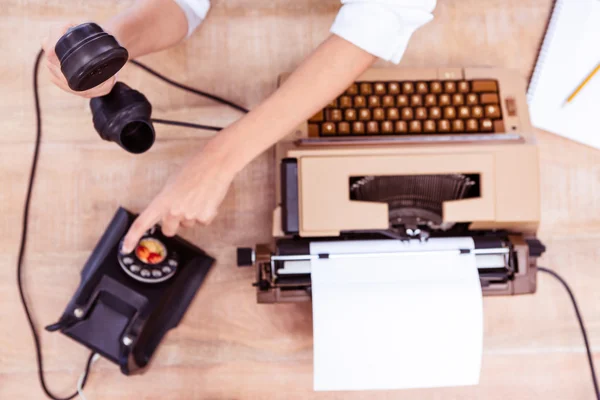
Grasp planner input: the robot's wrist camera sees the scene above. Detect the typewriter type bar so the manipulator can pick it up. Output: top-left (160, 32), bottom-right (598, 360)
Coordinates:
top-left (238, 235), bottom-right (545, 303)
top-left (298, 133), bottom-right (524, 146)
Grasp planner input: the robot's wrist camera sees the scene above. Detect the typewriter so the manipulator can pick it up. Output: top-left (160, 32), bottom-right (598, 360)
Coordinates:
top-left (238, 67), bottom-right (546, 302)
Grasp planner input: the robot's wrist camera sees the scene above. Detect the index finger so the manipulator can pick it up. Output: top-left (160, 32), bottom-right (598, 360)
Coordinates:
top-left (121, 206), bottom-right (162, 254)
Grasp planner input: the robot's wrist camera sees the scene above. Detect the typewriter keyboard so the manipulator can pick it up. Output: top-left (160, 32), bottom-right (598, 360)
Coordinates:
top-left (308, 80), bottom-right (505, 136)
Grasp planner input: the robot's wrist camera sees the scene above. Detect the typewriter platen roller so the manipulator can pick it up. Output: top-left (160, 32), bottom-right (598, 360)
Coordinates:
top-left (238, 235), bottom-right (546, 303)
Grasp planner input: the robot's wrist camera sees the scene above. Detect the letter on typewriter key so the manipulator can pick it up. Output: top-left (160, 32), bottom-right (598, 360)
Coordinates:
top-left (360, 82), bottom-right (373, 95)
top-left (388, 82), bottom-right (401, 95)
top-left (444, 81), bottom-right (457, 93)
top-left (367, 121), bottom-right (379, 134)
top-left (328, 109), bottom-right (342, 121)
top-left (438, 119), bottom-right (451, 132)
top-left (425, 94), bottom-right (437, 106)
top-left (396, 95), bottom-right (409, 107)
top-left (401, 107), bottom-right (413, 120)
top-left (458, 106), bottom-right (470, 119)
top-left (409, 120), bottom-right (422, 133)
top-left (402, 82), bottom-right (415, 94)
top-left (387, 108), bottom-right (400, 120)
top-left (374, 82), bottom-right (386, 95)
top-left (429, 107), bottom-right (442, 119)
top-left (481, 119), bottom-right (493, 132)
top-left (466, 119), bottom-right (478, 132)
top-left (416, 82), bottom-right (429, 94)
top-left (466, 93), bottom-right (478, 105)
top-left (359, 108), bottom-right (371, 121)
top-left (352, 121), bottom-right (365, 134)
top-left (382, 95), bottom-right (395, 107)
top-left (424, 120), bottom-right (436, 133)
top-left (345, 108), bottom-right (357, 121)
top-left (444, 106), bottom-right (456, 119)
top-left (354, 96), bottom-right (366, 108)
top-left (368, 95), bottom-right (380, 108)
top-left (439, 94), bottom-right (451, 106)
top-left (373, 108), bottom-right (385, 121)
top-left (415, 107), bottom-right (427, 120)
top-left (411, 94), bottom-right (423, 106)
top-left (485, 104), bottom-right (501, 118)
top-left (338, 122), bottom-right (351, 135)
top-left (322, 122), bottom-right (336, 135)
top-left (452, 119), bottom-right (465, 132)
top-left (339, 96), bottom-right (353, 108)
top-left (458, 81), bottom-right (470, 93)
top-left (430, 81), bottom-right (442, 93)
top-left (381, 121), bottom-right (394, 133)
top-left (452, 94), bottom-right (464, 106)
top-left (395, 120), bottom-right (408, 133)
top-left (472, 106), bottom-right (483, 118)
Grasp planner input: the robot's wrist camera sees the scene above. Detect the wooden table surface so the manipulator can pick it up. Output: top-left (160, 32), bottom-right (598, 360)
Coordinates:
top-left (2, 0), bottom-right (600, 399)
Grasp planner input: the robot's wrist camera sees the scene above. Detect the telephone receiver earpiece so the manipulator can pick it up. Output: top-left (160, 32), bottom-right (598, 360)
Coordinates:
top-left (55, 22), bottom-right (128, 92)
top-left (55, 23), bottom-right (155, 154)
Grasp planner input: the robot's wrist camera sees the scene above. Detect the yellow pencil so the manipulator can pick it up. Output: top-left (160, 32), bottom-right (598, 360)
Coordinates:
top-left (564, 63), bottom-right (600, 106)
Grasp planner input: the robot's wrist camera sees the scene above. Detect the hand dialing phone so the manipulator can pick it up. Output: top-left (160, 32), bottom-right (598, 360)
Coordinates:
top-left (46, 208), bottom-right (214, 375)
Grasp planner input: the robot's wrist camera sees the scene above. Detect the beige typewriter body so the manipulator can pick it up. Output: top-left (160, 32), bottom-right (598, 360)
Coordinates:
top-left (238, 67), bottom-right (544, 303)
top-left (274, 67), bottom-right (540, 238)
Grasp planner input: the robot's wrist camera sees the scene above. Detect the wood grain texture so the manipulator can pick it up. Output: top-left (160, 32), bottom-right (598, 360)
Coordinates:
top-left (2, 0), bottom-right (600, 399)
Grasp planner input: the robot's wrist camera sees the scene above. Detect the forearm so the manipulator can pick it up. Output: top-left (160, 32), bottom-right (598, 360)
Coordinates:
top-left (209, 34), bottom-right (376, 173)
top-left (104, 0), bottom-right (189, 58)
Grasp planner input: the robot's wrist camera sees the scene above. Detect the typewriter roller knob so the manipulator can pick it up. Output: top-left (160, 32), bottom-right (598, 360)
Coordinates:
top-left (237, 248), bottom-right (255, 267)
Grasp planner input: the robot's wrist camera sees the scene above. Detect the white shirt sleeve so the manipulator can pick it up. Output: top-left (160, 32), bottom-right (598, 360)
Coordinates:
top-left (330, 0), bottom-right (437, 64)
top-left (173, 0), bottom-right (211, 37)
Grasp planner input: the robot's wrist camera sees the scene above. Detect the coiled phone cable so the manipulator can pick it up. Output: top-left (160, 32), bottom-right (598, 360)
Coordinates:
top-left (19, 50), bottom-right (598, 399)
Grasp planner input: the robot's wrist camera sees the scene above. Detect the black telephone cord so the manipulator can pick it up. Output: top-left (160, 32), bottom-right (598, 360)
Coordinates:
top-left (538, 267), bottom-right (599, 399)
top-left (18, 49), bottom-right (247, 399)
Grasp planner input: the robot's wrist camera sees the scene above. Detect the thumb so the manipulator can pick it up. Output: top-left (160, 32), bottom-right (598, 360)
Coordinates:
top-left (42, 22), bottom-right (76, 66)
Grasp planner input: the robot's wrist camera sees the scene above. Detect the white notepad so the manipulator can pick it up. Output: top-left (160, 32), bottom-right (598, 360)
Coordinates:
top-left (310, 238), bottom-right (483, 391)
top-left (527, 0), bottom-right (600, 149)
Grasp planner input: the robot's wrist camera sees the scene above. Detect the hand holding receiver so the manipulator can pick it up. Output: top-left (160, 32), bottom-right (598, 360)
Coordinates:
top-left (42, 22), bottom-right (125, 97)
